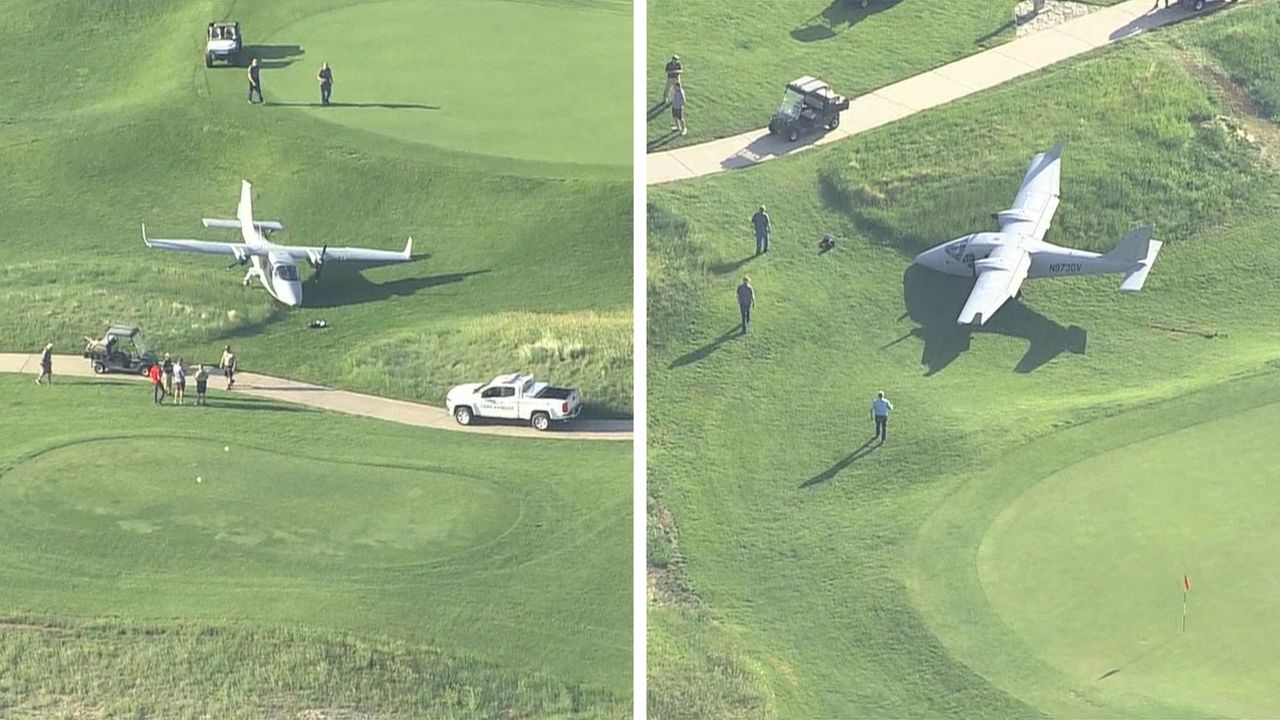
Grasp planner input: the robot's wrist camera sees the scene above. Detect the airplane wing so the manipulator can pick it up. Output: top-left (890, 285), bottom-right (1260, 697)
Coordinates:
top-left (996, 142), bottom-right (1062, 241)
top-left (276, 237), bottom-right (414, 264)
top-left (957, 244), bottom-right (1031, 325)
top-left (141, 224), bottom-right (259, 258)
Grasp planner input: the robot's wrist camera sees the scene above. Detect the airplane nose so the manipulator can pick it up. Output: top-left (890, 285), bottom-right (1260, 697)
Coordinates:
top-left (915, 246), bottom-right (943, 271)
top-left (281, 282), bottom-right (302, 307)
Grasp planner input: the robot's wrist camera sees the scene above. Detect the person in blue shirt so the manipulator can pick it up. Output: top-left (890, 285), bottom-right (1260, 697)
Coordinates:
top-left (317, 62), bottom-right (333, 105)
top-left (871, 391), bottom-right (893, 443)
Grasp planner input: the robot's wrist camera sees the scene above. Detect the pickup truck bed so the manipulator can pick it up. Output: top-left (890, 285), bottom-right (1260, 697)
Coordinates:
top-left (535, 386), bottom-right (575, 400)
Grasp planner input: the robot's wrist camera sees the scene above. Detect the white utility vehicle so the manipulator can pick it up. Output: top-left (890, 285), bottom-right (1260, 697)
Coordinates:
top-left (205, 21), bottom-right (242, 67)
top-left (445, 373), bottom-right (582, 431)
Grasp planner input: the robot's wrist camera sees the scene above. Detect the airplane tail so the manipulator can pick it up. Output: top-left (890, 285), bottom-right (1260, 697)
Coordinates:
top-left (1107, 224), bottom-right (1162, 293)
top-left (1105, 224), bottom-right (1154, 263)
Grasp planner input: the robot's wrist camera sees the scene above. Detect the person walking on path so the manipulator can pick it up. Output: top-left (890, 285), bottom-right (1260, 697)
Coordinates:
top-left (317, 62), bottom-right (333, 105)
top-left (662, 55), bottom-right (683, 103)
top-left (194, 364), bottom-right (209, 406)
top-left (149, 363), bottom-right (166, 405)
top-left (752, 205), bottom-right (772, 255)
top-left (671, 82), bottom-right (687, 136)
top-left (161, 354), bottom-right (174, 398)
top-left (737, 276), bottom-right (755, 335)
top-left (247, 58), bottom-right (264, 104)
top-left (220, 345), bottom-right (237, 390)
top-left (174, 358), bottom-right (187, 406)
top-left (871, 390), bottom-right (893, 444)
top-left (35, 342), bottom-right (53, 385)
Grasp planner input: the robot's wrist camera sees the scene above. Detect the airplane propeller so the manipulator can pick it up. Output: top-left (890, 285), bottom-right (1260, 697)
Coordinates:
top-left (312, 245), bottom-right (328, 282)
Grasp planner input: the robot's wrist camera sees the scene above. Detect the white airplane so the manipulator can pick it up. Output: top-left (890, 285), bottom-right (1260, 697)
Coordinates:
top-left (142, 180), bottom-right (413, 307)
top-left (914, 143), bottom-right (1162, 326)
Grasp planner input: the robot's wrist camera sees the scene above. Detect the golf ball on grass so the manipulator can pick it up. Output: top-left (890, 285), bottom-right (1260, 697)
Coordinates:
top-left (196, 476), bottom-right (203, 484)
top-left (224, 446), bottom-right (229, 452)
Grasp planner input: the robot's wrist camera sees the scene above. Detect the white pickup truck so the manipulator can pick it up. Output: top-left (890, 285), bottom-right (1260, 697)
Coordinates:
top-left (445, 373), bottom-right (582, 431)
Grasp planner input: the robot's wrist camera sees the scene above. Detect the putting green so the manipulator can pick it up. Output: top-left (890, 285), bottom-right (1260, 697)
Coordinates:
top-left (979, 401), bottom-right (1280, 718)
top-left (260, 0), bottom-right (631, 169)
top-left (0, 437), bottom-right (520, 569)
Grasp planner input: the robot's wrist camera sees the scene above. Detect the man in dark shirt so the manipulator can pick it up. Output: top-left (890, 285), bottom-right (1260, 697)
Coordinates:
top-left (317, 62), bottom-right (333, 105)
top-left (247, 58), bottom-right (263, 104)
top-left (36, 342), bottom-right (53, 385)
top-left (662, 55), bottom-right (682, 103)
top-left (737, 276), bottom-right (755, 335)
top-left (161, 353), bottom-right (175, 398)
top-left (752, 205), bottom-right (771, 255)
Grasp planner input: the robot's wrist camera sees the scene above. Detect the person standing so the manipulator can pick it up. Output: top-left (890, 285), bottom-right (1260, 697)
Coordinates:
top-left (220, 345), bottom-right (237, 390)
top-left (752, 205), bottom-right (772, 255)
top-left (149, 362), bottom-right (166, 405)
top-left (161, 353), bottom-right (174, 399)
top-left (317, 62), bottom-right (333, 105)
top-left (247, 58), bottom-right (263, 104)
top-left (662, 55), bottom-right (683, 103)
top-left (174, 358), bottom-right (187, 406)
top-left (671, 81), bottom-right (687, 136)
top-left (871, 391), bottom-right (893, 444)
top-left (35, 342), bottom-right (53, 385)
top-left (195, 364), bottom-right (209, 406)
top-left (736, 276), bottom-right (755, 335)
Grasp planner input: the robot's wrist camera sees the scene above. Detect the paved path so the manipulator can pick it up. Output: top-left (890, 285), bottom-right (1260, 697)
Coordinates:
top-left (0, 354), bottom-right (632, 442)
top-left (648, 0), bottom-right (1223, 185)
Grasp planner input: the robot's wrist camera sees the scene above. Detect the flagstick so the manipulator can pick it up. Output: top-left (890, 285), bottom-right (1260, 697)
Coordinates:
top-left (1181, 589), bottom-right (1187, 633)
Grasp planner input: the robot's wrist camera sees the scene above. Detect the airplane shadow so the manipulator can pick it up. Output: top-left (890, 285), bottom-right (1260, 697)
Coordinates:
top-left (889, 264), bottom-right (1087, 375)
top-left (265, 101), bottom-right (440, 110)
top-left (801, 437), bottom-right (880, 488)
top-left (790, 0), bottom-right (905, 42)
top-left (669, 327), bottom-right (742, 369)
top-left (239, 44), bottom-right (305, 69)
top-left (304, 266), bottom-right (490, 309)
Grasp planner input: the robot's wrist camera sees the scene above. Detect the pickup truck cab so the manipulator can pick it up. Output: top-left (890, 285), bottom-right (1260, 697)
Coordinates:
top-left (446, 373), bottom-right (582, 431)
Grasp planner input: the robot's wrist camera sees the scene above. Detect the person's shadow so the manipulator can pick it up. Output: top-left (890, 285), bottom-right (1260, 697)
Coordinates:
top-left (790, 0), bottom-right (905, 42)
top-left (886, 264), bottom-right (1087, 375)
top-left (266, 101), bottom-right (440, 110)
top-left (709, 254), bottom-right (759, 276)
top-left (801, 437), bottom-right (880, 488)
top-left (668, 327), bottom-right (742, 369)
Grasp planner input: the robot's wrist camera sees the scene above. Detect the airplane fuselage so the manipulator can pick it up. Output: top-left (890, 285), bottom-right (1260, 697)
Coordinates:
top-left (915, 232), bottom-right (1137, 280)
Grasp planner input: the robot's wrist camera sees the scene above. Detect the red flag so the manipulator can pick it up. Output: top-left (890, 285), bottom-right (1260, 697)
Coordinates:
top-left (1184, 575), bottom-right (1191, 591)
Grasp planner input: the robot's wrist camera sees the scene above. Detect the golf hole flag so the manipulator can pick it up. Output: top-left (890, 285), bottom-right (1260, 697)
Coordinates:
top-left (1182, 575), bottom-right (1191, 632)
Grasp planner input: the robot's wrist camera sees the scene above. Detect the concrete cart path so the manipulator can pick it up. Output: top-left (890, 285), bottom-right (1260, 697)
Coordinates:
top-left (0, 354), bottom-right (632, 442)
top-left (648, 0), bottom-right (1224, 185)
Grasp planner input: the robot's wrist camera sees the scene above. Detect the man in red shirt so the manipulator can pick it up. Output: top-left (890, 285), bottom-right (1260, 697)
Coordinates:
top-left (149, 363), bottom-right (166, 405)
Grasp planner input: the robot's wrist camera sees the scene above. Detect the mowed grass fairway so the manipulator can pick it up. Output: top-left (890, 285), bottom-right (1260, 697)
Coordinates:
top-left (0, 0), bottom-right (633, 417)
top-left (0, 375), bottom-right (629, 717)
top-left (646, 0), bottom-right (1125, 149)
top-left (648, 3), bottom-right (1280, 718)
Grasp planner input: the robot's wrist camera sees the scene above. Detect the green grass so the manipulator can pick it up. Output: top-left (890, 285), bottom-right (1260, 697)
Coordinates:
top-left (0, 374), bottom-right (630, 717)
top-left (647, 0), bottom-right (1038, 150)
top-left (647, 3), bottom-right (1280, 717)
top-left (0, 0), bottom-right (633, 417)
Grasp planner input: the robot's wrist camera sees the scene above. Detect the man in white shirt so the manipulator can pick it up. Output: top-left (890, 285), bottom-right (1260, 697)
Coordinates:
top-left (871, 391), bottom-right (893, 444)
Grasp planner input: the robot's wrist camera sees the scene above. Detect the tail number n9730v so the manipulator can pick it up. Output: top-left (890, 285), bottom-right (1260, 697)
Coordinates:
top-left (1049, 262), bottom-right (1082, 273)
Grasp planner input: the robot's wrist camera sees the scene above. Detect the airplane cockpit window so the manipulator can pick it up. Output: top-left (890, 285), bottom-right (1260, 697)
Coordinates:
top-left (275, 265), bottom-right (299, 281)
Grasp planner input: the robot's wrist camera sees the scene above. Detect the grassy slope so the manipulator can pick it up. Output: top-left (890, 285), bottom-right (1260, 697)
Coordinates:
top-left (648, 3), bottom-right (1280, 717)
top-left (0, 374), bottom-right (629, 716)
top-left (646, 0), bottom-right (1127, 150)
top-left (0, 0), bottom-right (633, 417)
